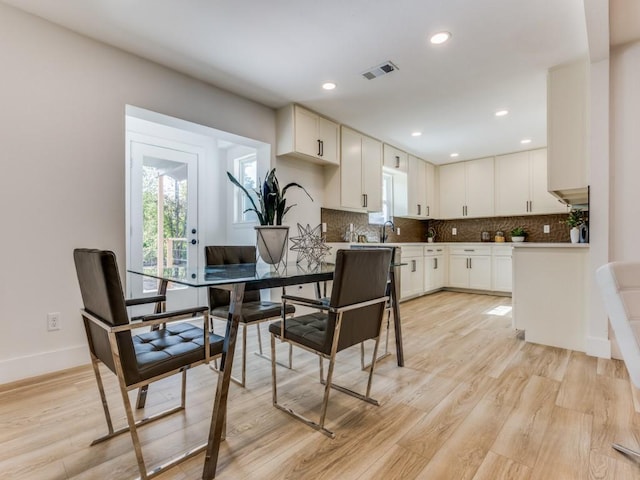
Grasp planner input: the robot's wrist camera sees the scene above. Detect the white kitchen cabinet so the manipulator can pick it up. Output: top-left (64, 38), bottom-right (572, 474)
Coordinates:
top-left (326, 126), bottom-right (382, 212)
top-left (439, 157), bottom-right (494, 219)
top-left (276, 104), bottom-right (340, 165)
top-left (424, 246), bottom-right (445, 292)
top-left (425, 161), bottom-right (438, 218)
top-left (492, 246), bottom-right (513, 292)
top-left (495, 148), bottom-right (566, 216)
top-left (406, 155), bottom-right (427, 218)
top-left (383, 144), bottom-right (408, 172)
top-left (547, 59), bottom-right (589, 204)
top-left (400, 246), bottom-right (424, 300)
top-left (448, 246), bottom-right (492, 290)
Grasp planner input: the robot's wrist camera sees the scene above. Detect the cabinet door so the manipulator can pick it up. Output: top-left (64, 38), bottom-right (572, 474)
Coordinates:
top-left (294, 106), bottom-right (320, 158)
top-left (468, 255), bottom-right (492, 290)
top-left (425, 162), bottom-right (438, 218)
top-left (492, 255), bottom-right (513, 292)
top-left (495, 151), bottom-right (529, 216)
top-left (318, 117), bottom-right (340, 165)
top-left (465, 157), bottom-right (494, 217)
top-left (530, 148), bottom-right (567, 214)
top-left (439, 162), bottom-right (466, 218)
top-left (448, 255), bottom-right (469, 288)
top-left (383, 144), bottom-right (408, 171)
top-left (407, 155), bottom-right (427, 217)
top-left (362, 135), bottom-right (382, 212)
top-left (401, 256), bottom-right (424, 299)
top-left (424, 254), bottom-right (444, 291)
top-left (340, 127), bottom-right (364, 209)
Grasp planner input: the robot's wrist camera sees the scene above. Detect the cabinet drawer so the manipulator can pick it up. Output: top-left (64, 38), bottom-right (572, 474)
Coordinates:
top-left (450, 246), bottom-right (492, 256)
top-left (401, 245), bottom-right (424, 257)
top-left (493, 246), bottom-right (513, 256)
top-left (424, 246), bottom-right (446, 255)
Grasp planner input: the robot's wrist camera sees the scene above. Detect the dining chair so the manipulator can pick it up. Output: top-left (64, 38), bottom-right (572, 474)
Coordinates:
top-left (73, 248), bottom-right (224, 480)
top-left (269, 248), bottom-right (392, 438)
top-left (205, 245), bottom-right (295, 387)
top-left (596, 261), bottom-right (640, 460)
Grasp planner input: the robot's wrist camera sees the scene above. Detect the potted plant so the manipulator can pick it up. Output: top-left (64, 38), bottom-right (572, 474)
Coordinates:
top-left (227, 168), bottom-right (313, 265)
top-left (564, 208), bottom-right (585, 243)
top-left (427, 227), bottom-right (436, 243)
top-left (510, 226), bottom-right (527, 242)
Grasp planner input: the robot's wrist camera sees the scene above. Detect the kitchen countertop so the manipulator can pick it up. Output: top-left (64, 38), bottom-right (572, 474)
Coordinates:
top-left (327, 241), bottom-right (589, 248)
top-left (512, 242), bottom-right (589, 248)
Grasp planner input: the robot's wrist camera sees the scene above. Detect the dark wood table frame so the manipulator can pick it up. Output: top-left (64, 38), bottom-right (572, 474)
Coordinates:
top-left (129, 259), bottom-right (403, 479)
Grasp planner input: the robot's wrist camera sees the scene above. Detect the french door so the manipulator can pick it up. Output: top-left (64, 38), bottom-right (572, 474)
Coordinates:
top-left (127, 136), bottom-right (200, 309)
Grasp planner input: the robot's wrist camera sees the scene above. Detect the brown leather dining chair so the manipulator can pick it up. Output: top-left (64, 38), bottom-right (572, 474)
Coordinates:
top-left (73, 248), bottom-right (224, 480)
top-left (205, 245), bottom-right (295, 387)
top-left (269, 248), bottom-right (392, 438)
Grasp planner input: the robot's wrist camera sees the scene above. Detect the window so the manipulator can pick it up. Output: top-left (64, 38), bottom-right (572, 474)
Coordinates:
top-left (368, 172), bottom-right (394, 225)
top-left (234, 153), bottom-right (258, 223)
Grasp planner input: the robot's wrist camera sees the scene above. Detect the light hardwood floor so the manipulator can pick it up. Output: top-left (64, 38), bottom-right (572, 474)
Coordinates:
top-left (2, 291), bottom-right (640, 479)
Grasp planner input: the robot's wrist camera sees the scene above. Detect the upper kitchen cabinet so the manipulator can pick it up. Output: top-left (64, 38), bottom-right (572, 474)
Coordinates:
top-left (495, 148), bottom-right (566, 216)
top-left (276, 104), bottom-right (340, 166)
top-left (439, 157), bottom-right (494, 219)
top-left (383, 144), bottom-right (408, 172)
top-left (403, 155), bottom-right (438, 218)
top-left (325, 126), bottom-right (382, 212)
top-left (547, 60), bottom-right (589, 204)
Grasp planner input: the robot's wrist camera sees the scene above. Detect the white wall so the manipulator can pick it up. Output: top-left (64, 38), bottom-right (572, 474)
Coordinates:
top-left (611, 41), bottom-right (640, 262)
top-left (0, 4), bottom-right (281, 383)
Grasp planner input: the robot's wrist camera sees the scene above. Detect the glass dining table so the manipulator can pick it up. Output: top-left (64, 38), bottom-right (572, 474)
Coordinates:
top-left (128, 258), bottom-right (404, 479)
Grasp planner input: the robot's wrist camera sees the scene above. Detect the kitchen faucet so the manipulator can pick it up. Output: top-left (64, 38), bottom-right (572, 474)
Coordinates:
top-left (380, 220), bottom-right (395, 243)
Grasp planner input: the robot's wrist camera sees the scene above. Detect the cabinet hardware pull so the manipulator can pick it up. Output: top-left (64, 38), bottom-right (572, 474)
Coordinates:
top-left (529, 200), bottom-right (532, 212)
top-left (317, 139), bottom-right (322, 156)
top-left (417, 204), bottom-right (421, 216)
top-left (395, 155), bottom-right (400, 168)
top-left (362, 193), bottom-right (368, 208)
top-left (427, 205), bottom-right (430, 217)
top-left (469, 258), bottom-right (472, 269)
top-left (464, 249), bottom-right (474, 252)
top-left (320, 140), bottom-right (324, 157)
top-left (434, 258), bottom-right (438, 269)
top-left (411, 259), bottom-right (416, 272)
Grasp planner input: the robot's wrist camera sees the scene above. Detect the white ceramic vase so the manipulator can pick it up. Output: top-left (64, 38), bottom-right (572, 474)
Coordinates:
top-left (255, 225), bottom-right (289, 265)
top-left (570, 227), bottom-right (580, 244)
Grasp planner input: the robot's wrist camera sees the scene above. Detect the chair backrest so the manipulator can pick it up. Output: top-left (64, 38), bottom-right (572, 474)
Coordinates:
top-left (596, 261), bottom-right (640, 388)
top-left (205, 246), bottom-right (260, 307)
top-left (326, 248), bottom-right (392, 353)
top-left (73, 248), bottom-right (137, 378)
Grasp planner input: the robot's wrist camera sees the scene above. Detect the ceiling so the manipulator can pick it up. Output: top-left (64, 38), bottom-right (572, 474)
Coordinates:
top-left (2, 0), bottom-right (591, 164)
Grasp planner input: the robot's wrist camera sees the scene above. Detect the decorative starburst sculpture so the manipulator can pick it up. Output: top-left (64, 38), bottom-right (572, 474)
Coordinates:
top-left (289, 223), bottom-right (331, 267)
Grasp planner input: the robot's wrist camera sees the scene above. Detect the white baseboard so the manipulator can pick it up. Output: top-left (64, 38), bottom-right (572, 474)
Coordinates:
top-left (0, 344), bottom-right (90, 385)
top-left (586, 336), bottom-right (611, 359)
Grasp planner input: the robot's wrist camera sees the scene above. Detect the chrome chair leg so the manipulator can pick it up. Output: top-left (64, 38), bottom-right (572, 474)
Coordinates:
top-left (612, 443), bottom-right (640, 460)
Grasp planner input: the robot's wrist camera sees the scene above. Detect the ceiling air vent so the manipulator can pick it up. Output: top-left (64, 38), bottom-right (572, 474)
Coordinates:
top-left (362, 61), bottom-right (399, 80)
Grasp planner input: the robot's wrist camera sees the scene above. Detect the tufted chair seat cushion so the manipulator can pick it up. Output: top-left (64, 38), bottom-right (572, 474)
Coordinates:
top-left (211, 301), bottom-right (295, 324)
top-left (133, 322), bottom-right (224, 382)
top-left (269, 312), bottom-right (328, 353)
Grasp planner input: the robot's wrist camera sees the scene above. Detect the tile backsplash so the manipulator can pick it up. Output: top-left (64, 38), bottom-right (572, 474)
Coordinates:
top-left (321, 208), bottom-right (585, 243)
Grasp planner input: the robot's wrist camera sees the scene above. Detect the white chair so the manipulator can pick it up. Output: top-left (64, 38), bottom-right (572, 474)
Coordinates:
top-left (596, 261), bottom-right (640, 460)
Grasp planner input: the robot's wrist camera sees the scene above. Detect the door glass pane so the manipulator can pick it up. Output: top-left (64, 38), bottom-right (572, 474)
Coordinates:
top-left (142, 158), bottom-right (188, 292)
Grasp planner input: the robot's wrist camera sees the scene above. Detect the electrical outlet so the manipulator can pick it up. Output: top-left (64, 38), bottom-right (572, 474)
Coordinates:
top-left (396, 227), bottom-right (401, 235)
top-left (321, 222), bottom-right (327, 233)
top-left (543, 225), bottom-right (550, 234)
top-left (47, 312), bottom-right (61, 331)
top-left (452, 228), bottom-right (457, 235)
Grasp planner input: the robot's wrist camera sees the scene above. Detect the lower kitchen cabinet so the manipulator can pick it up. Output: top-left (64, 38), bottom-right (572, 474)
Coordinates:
top-left (424, 246), bottom-right (445, 292)
top-left (492, 246), bottom-right (513, 292)
top-left (448, 246), bottom-right (492, 290)
top-left (400, 246), bottom-right (424, 300)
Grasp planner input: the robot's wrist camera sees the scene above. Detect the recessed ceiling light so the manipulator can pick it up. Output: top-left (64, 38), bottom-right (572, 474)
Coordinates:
top-left (430, 32), bottom-right (451, 45)
top-left (520, 138), bottom-right (532, 144)
top-left (411, 131), bottom-right (422, 137)
top-left (450, 153), bottom-right (459, 158)
top-left (322, 82), bottom-right (336, 90)
top-left (495, 109), bottom-right (509, 117)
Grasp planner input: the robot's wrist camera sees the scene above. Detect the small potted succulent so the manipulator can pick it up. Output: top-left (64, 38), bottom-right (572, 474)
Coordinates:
top-left (510, 226), bottom-right (527, 242)
top-left (227, 168), bottom-right (312, 264)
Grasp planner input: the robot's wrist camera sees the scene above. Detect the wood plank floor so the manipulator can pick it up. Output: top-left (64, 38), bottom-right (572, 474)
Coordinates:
top-left (2, 291), bottom-right (640, 479)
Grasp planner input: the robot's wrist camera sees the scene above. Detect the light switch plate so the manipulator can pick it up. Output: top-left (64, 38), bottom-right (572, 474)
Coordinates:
top-left (452, 228), bottom-right (457, 235)
top-left (322, 222), bottom-right (327, 233)
top-left (543, 225), bottom-right (550, 233)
